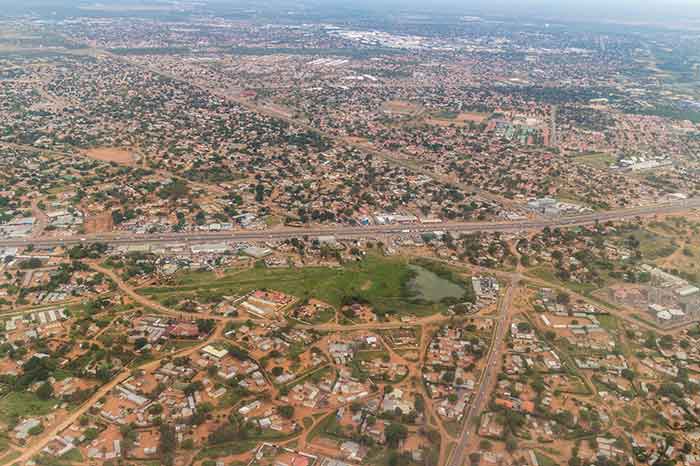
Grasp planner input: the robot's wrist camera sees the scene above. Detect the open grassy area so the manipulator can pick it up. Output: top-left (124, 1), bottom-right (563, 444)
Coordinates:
top-left (284, 365), bottom-right (334, 390)
top-left (535, 451), bottom-right (560, 466)
top-left (0, 451), bottom-right (21, 466)
top-left (597, 314), bottom-right (619, 333)
top-left (629, 229), bottom-right (678, 260)
top-left (307, 411), bottom-right (337, 442)
top-left (195, 440), bottom-right (259, 459)
top-left (573, 152), bottom-right (617, 169)
top-left (526, 266), bottom-right (599, 296)
top-left (61, 448), bottom-right (84, 463)
top-left (353, 350), bottom-right (390, 361)
top-left (0, 392), bottom-right (56, 424)
top-left (141, 254), bottom-right (459, 316)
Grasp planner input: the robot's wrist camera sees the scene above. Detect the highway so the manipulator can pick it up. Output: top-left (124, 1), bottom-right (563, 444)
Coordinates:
top-left (1, 197), bottom-right (698, 249)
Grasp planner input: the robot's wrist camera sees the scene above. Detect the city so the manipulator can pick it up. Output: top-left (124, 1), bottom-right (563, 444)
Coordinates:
top-left (1, 1), bottom-right (700, 466)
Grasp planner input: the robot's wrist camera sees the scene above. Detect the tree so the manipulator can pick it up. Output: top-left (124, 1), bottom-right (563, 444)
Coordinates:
top-left (28, 424), bottom-right (44, 436)
top-left (441, 371), bottom-right (455, 384)
top-left (134, 337), bottom-right (148, 350)
top-left (159, 424), bottom-right (177, 466)
top-left (516, 322), bottom-right (532, 333)
top-left (181, 438), bottom-right (194, 450)
top-left (385, 423), bottom-right (408, 449)
top-left (278, 405), bottom-right (295, 419)
top-left (414, 396), bottom-right (425, 413)
top-left (556, 292), bottom-right (570, 305)
top-left (149, 404), bottom-right (164, 415)
top-left (36, 382), bottom-right (54, 400)
top-left (350, 401), bottom-right (363, 413)
top-left (505, 433), bottom-right (518, 452)
top-left (659, 335), bottom-right (674, 349)
top-left (184, 381), bottom-right (203, 396)
top-left (84, 428), bottom-right (99, 441)
top-left (196, 319), bottom-right (216, 334)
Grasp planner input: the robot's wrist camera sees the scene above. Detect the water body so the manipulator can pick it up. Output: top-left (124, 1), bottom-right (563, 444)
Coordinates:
top-left (408, 264), bottom-right (465, 302)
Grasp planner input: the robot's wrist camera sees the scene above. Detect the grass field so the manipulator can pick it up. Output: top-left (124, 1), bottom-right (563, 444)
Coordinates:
top-left (535, 451), bottom-right (559, 466)
top-left (195, 440), bottom-right (258, 459)
top-left (61, 448), bottom-right (84, 462)
top-left (0, 392), bottom-right (56, 424)
top-left (140, 254), bottom-right (455, 316)
top-left (629, 229), bottom-right (678, 260)
top-left (597, 314), bottom-right (618, 333)
top-left (527, 266), bottom-right (599, 296)
top-left (573, 152), bottom-right (617, 169)
top-left (0, 450), bottom-right (21, 466)
top-left (306, 411), bottom-right (336, 442)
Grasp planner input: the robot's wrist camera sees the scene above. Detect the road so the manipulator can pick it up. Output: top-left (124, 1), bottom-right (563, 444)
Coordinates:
top-left (87, 262), bottom-right (204, 321)
top-left (1, 197), bottom-right (698, 249)
top-left (447, 276), bottom-right (519, 466)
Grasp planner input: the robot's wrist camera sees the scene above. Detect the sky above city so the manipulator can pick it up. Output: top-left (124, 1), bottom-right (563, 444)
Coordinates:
top-left (3, 0), bottom-right (700, 23)
top-left (338, 0), bottom-right (700, 21)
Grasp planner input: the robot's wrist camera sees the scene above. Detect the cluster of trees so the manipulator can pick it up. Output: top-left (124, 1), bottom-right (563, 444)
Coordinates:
top-left (159, 423), bottom-right (177, 466)
top-left (111, 208), bottom-right (138, 225)
top-left (208, 412), bottom-right (253, 445)
top-left (196, 319), bottom-right (216, 335)
top-left (158, 180), bottom-right (189, 201)
top-left (68, 243), bottom-right (109, 260)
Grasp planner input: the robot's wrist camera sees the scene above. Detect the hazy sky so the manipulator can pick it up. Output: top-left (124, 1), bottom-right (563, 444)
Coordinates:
top-left (4, 0), bottom-right (700, 23)
top-left (341, 0), bottom-right (700, 21)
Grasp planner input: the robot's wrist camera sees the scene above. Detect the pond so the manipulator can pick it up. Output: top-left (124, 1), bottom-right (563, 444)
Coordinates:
top-left (408, 264), bottom-right (465, 302)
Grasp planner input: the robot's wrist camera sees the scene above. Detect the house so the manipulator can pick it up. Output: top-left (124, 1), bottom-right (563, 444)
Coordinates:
top-left (202, 345), bottom-right (229, 360)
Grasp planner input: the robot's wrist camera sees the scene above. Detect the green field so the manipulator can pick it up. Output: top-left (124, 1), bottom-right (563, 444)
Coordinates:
top-left (0, 392), bottom-right (56, 424)
top-left (573, 152), bottom-right (617, 169)
top-left (629, 229), bottom-right (678, 260)
top-left (535, 451), bottom-right (560, 466)
top-left (0, 450), bottom-right (21, 466)
top-left (140, 254), bottom-right (460, 316)
top-left (597, 314), bottom-right (619, 333)
top-left (195, 440), bottom-right (259, 459)
top-left (527, 266), bottom-right (599, 296)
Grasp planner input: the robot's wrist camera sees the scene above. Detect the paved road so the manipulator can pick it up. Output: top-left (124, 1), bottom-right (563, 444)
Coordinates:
top-left (1, 198), bottom-right (698, 249)
top-left (448, 276), bottom-right (518, 466)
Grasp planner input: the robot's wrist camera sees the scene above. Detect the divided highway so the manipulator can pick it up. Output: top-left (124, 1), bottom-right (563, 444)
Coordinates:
top-left (1, 198), bottom-right (698, 249)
